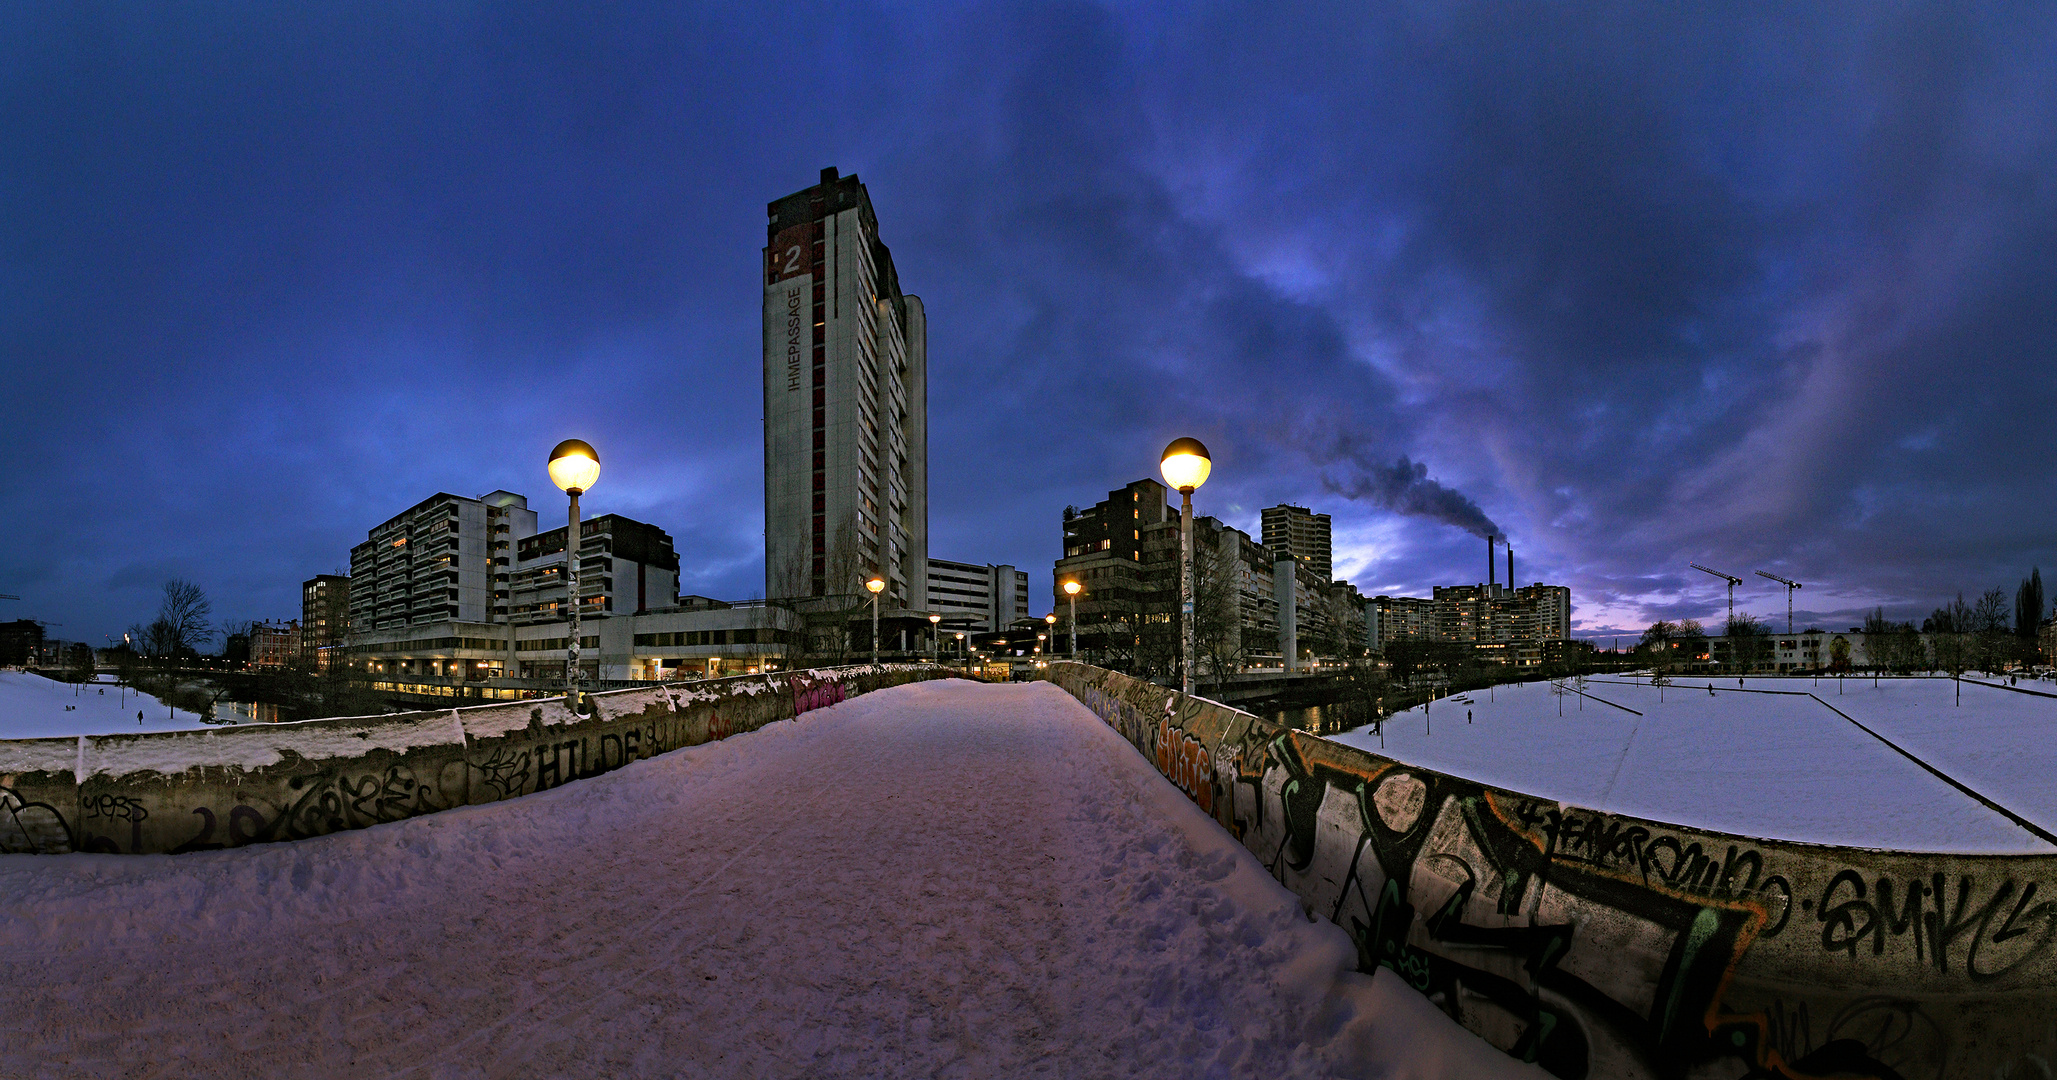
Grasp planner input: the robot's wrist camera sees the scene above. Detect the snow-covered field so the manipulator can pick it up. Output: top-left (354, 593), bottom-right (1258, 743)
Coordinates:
top-left (0, 670), bottom-right (214, 737)
top-left (1329, 675), bottom-right (2057, 854)
top-left (0, 679), bottom-right (1538, 1080)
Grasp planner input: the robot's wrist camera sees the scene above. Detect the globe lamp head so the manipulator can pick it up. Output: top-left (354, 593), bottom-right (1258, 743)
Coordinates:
top-left (548, 440), bottom-right (601, 494)
top-left (1159, 437), bottom-right (1212, 493)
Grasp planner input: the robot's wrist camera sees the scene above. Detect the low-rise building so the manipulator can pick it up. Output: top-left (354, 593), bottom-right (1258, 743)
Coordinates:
top-left (925, 559), bottom-right (1030, 632)
top-left (250, 620), bottom-right (299, 669)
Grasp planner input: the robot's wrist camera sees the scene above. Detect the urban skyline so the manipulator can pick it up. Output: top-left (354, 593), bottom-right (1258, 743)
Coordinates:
top-left (4, 5), bottom-right (2055, 647)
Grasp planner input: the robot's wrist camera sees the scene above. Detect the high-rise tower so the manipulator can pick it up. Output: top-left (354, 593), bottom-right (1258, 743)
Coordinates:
top-left (1261, 504), bottom-right (1332, 582)
top-left (763, 167), bottom-right (928, 609)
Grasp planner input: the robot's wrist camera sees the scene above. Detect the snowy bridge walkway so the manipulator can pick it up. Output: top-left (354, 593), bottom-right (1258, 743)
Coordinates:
top-left (0, 679), bottom-right (1526, 1079)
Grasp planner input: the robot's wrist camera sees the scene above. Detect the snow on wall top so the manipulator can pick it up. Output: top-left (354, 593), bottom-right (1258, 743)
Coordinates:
top-left (78, 710), bottom-right (472, 779)
top-left (2, 666), bottom-right (907, 780)
top-left (0, 736), bottom-right (80, 776)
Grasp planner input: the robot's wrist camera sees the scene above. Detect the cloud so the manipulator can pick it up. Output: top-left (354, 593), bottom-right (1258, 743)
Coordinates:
top-left (3, 1), bottom-right (2055, 642)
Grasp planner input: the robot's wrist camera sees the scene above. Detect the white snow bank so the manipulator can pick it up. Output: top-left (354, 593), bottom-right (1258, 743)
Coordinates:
top-left (0, 670), bottom-right (214, 738)
top-left (1328, 676), bottom-right (2049, 854)
top-left (0, 679), bottom-right (1536, 1079)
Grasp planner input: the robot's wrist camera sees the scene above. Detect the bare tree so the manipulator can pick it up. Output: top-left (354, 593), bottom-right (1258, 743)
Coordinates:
top-left (2019, 568), bottom-right (2047, 665)
top-left (155, 579), bottom-right (214, 659)
top-left (1090, 589), bottom-right (1142, 673)
top-left (1191, 537), bottom-right (1245, 681)
top-left (1675, 619), bottom-right (1707, 670)
top-left (1725, 614), bottom-right (1771, 673)
top-left (1639, 620), bottom-right (1677, 665)
top-left (1971, 587), bottom-right (2012, 673)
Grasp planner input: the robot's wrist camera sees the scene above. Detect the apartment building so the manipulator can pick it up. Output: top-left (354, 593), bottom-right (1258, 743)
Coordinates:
top-left (348, 491), bottom-right (537, 632)
top-left (508, 514), bottom-right (679, 624)
top-left (249, 620), bottom-right (299, 669)
top-left (300, 574), bottom-right (349, 667)
top-left (763, 166), bottom-right (928, 610)
top-left (1261, 504), bottom-right (1333, 581)
top-left (1369, 581), bottom-right (1574, 666)
top-left (1053, 479), bottom-right (1367, 677)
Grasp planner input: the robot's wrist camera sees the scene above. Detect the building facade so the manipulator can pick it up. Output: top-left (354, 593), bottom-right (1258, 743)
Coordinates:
top-left (348, 491), bottom-right (538, 632)
top-left (1053, 480), bottom-right (1370, 680)
top-left (300, 574), bottom-right (350, 667)
top-left (925, 558), bottom-right (1031, 632)
top-left (250, 620), bottom-right (299, 669)
top-left (509, 514), bottom-right (680, 625)
top-left (1261, 504), bottom-right (1332, 582)
top-left (347, 597), bottom-right (813, 699)
top-left (1368, 581), bottom-right (1574, 666)
top-left (763, 166), bottom-right (928, 612)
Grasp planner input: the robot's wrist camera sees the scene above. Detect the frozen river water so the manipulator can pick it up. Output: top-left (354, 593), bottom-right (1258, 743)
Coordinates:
top-left (0, 679), bottom-right (1536, 1079)
top-left (1329, 674), bottom-right (2057, 854)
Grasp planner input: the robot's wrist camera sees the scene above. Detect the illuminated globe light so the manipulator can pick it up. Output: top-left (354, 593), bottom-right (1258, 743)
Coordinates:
top-left (548, 440), bottom-right (601, 494)
top-left (1062, 580), bottom-right (1081, 597)
top-left (1159, 438), bottom-right (1212, 493)
top-left (865, 577), bottom-right (886, 595)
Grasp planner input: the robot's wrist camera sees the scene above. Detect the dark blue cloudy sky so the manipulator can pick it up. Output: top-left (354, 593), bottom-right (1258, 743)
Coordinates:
top-left (4, 2), bottom-right (2055, 645)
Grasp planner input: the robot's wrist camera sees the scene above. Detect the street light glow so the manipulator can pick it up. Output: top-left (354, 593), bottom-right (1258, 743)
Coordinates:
top-left (1158, 437), bottom-right (1211, 493)
top-left (865, 577), bottom-right (886, 594)
top-left (548, 439), bottom-right (601, 494)
top-left (1062, 580), bottom-right (1080, 597)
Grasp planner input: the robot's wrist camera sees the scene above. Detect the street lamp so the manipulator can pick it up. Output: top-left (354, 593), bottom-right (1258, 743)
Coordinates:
top-left (956, 632), bottom-right (965, 668)
top-left (865, 576), bottom-right (886, 670)
top-left (1061, 580), bottom-right (1081, 660)
top-left (928, 612), bottom-right (941, 665)
top-left (549, 439), bottom-right (600, 713)
top-left (1160, 437), bottom-right (1212, 696)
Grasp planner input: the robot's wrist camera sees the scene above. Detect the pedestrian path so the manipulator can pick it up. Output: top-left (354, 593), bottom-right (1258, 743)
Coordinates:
top-left (0, 680), bottom-right (1534, 1079)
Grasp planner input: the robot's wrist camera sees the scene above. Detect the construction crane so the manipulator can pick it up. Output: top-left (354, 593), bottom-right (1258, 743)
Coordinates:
top-left (1689, 564), bottom-right (1743, 627)
top-left (1755, 571), bottom-right (1802, 634)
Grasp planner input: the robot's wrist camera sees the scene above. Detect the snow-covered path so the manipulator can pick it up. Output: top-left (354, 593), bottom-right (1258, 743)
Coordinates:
top-left (0, 680), bottom-right (1532, 1079)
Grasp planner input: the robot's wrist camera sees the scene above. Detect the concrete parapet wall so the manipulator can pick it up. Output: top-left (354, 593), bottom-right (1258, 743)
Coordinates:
top-left (1041, 661), bottom-right (2057, 1080)
top-left (0, 665), bottom-right (949, 856)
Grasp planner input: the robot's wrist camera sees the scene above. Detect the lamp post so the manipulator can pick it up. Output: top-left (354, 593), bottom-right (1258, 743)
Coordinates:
top-left (1061, 580), bottom-right (1081, 659)
top-left (865, 576), bottom-right (886, 670)
top-left (929, 613), bottom-right (941, 665)
top-left (956, 632), bottom-right (965, 669)
top-left (1044, 613), bottom-right (1057, 664)
top-left (1160, 438), bottom-right (1212, 696)
top-left (548, 440), bottom-right (600, 713)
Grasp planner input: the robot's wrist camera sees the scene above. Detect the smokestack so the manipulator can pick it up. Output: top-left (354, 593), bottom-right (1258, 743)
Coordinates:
top-left (1508, 547), bottom-right (1514, 587)
top-left (1487, 534), bottom-right (1496, 587)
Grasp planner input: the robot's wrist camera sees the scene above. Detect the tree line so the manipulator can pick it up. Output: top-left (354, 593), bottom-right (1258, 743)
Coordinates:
top-left (1637, 568), bottom-right (2048, 676)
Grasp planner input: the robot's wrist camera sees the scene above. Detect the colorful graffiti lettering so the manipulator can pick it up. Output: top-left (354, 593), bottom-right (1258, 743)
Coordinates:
top-left (1156, 718), bottom-right (1213, 814)
top-left (790, 676), bottom-right (846, 717)
top-left (1042, 663), bottom-right (2043, 1080)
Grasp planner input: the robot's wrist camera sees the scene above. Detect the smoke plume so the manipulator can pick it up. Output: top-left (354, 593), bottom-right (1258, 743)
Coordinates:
top-left (1320, 450), bottom-right (1502, 539)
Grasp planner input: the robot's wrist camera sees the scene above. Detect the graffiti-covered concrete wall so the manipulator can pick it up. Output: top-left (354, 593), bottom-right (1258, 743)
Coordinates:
top-left (0, 666), bottom-right (948, 857)
top-left (1042, 662), bottom-right (2057, 1080)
